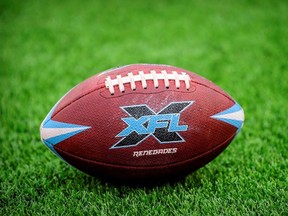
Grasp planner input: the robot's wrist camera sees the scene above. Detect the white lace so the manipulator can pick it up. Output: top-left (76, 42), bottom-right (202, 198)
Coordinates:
top-left (105, 70), bottom-right (190, 95)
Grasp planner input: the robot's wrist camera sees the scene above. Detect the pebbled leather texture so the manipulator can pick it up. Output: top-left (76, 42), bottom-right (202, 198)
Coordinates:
top-left (41, 64), bottom-right (243, 182)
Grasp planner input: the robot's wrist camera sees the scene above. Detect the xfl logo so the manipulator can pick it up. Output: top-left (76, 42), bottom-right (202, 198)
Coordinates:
top-left (111, 101), bottom-right (194, 148)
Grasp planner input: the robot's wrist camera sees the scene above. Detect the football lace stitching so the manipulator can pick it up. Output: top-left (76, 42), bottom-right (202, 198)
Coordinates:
top-left (105, 70), bottom-right (190, 95)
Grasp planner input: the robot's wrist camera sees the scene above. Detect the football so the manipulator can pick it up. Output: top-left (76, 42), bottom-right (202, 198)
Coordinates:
top-left (40, 64), bottom-right (244, 183)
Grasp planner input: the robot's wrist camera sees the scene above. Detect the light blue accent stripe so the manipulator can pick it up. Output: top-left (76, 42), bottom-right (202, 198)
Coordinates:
top-left (212, 102), bottom-right (242, 117)
top-left (43, 103), bottom-right (58, 126)
top-left (42, 126), bottom-right (90, 161)
top-left (211, 102), bottom-right (244, 134)
top-left (41, 98), bottom-right (91, 160)
top-left (45, 128), bottom-right (89, 145)
top-left (43, 139), bottom-right (63, 158)
top-left (44, 119), bottom-right (89, 129)
top-left (214, 118), bottom-right (243, 130)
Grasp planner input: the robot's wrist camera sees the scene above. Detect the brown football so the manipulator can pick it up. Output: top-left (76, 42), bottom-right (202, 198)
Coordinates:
top-left (40, 64), bottom-right (244, 183)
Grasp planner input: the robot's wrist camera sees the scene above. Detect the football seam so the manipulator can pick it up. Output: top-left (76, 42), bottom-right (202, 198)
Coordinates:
top-left (52, 77), bottom-right (234, 119)
top-left (52, 83), bottom-right (105, 118)
top-left (53, 132), bottom-right (236, 170)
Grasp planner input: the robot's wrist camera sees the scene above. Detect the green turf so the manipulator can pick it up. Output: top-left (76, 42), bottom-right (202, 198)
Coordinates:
top-left (1, 0), bottom-right (287, 215)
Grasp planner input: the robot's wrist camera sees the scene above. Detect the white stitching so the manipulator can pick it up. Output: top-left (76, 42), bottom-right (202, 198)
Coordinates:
top-left (105, 70), bottom-right (190, 94)
top-left (116, 75), bottom-right (124, 92)
top-left (151, 70), bottom-right (158, 88)
top-left (183, 72), bottom-right (190, 90)
top-left (161, 70), bottom-right (169, 88)
top-left (105, 76), bottom-right (115, 95)
top-left (128, 72), bottom-right (136, 90)
top-left (139, 71), bottom-right (147, 89)
top-left (172, 71), bottom-right (180, 88)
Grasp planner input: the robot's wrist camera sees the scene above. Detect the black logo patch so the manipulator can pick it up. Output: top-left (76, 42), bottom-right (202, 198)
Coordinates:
top-left (111, 101), bottom-right (193, 149)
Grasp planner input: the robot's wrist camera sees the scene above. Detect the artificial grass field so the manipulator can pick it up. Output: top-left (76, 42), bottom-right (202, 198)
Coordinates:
top-left (1, 0), bottom-right (287, 215)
